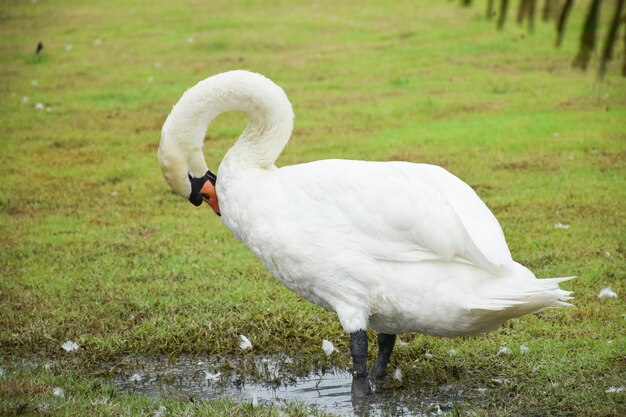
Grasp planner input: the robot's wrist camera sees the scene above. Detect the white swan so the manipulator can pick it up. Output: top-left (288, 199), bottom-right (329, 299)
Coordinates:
top-left (158, 70), bottom-right (573, 379)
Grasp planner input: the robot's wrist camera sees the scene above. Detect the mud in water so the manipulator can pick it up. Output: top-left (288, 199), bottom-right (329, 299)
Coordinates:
top-left (101, 354), bottom-right (481, 416)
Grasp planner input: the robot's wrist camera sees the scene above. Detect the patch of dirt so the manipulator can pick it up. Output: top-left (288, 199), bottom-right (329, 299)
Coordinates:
top-left (494, 153), bottom-right (562, 172)
top-left (585, 148), bottom-right (626, 172)
top-left (432, 102), bottom-right (498, 120)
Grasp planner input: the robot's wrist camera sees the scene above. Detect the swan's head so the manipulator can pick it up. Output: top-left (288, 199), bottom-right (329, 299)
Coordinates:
top-left (158, 121), bottom-right (221, 216)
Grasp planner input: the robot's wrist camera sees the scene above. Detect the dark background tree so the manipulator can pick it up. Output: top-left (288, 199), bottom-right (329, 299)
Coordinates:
top-left (572, 0), bottom-right (602, 70)
top-left (517, 0), bottom-right (537, 32)
top-left (460, 0), bottom-right (626, 77)
top-left (498, 0), bottom-right (511, 29)
top-left (487, 0), bottom-right (496, 18)
top-left (599, 0), bottom-right (625, 77)
top-left (556, 0), bottom-right (575, 47)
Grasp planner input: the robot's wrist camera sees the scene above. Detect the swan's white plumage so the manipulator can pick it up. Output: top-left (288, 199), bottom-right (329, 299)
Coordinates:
top-left (159, 70), bottom-right (573, 336)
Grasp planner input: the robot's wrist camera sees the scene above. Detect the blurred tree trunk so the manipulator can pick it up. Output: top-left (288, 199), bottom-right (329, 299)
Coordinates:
top-left (527, 0), bottom-right (537, 32)
top-left (487, 0), bottom-right (496, 19)
top-left (599, 0), bottom-right (625, 77)
top-left (556, 0), bottom-right (574, 47)
top-left (517, 0), bottom-right (537, 32)
top-left (550, 0), bottom-right (561, 19)
top-left (498, 0), bottom-right (510, 29)
top-left (572, 0), bottom-right (601, 70)
top-left (542, 0), bottom-right (552, 21)
top-left (517, 0), bottom-right (529, 24)
top-left (623, 19), bottom-right (626, 76)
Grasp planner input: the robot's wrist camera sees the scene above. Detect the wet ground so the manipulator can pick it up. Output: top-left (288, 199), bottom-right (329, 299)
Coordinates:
top-left (102, 354), bottom-right (475, 416)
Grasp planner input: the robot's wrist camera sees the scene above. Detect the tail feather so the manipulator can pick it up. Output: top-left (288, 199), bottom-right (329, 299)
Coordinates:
top-left (469, 276), bottom-right (575, 312)
top-left (464, 275), bottom-right (575, 335)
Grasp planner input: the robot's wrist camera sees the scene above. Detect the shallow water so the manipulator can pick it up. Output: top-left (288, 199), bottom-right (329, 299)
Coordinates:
top-left (104, 354), bottom-right (471, 416)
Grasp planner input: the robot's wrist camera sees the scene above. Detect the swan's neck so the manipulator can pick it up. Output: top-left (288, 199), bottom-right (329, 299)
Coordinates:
top-left (161, 71), bottom-right (294, 180)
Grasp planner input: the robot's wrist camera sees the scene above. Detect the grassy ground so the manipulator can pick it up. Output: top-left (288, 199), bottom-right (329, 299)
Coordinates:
top-left (1, 0), bottom-right (625, 415)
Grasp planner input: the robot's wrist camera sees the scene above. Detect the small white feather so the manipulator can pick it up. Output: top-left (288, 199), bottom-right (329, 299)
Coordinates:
top-left (204, 371), bottom-right (221, 382)
top-left (606, 386), bottom-right (625, 393)
top-left (554, 223), bottom-right (570, 229)
top-left (129, 373), bottom-right (143, 382)
top-left (447, 349), bottom-right (457, 356)
top-left (239, 334), bottom-right (252, 350)
top-left (519, 344), bottom-right (529, 354)
top-left (322, 339), bottom-right (335, 357)
top-left (52, 387), bottom-right (65, 398)
top-left (392, 367), bottom-right (402, 381)
top-left (598, 288), bottom-right (617, 299)
top-left (497, 346), bottom-right (512, 356)
top-left (61, 341), bottom-right (79, 352)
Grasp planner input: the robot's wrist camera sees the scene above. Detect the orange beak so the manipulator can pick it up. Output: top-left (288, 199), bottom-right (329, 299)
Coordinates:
top-left (200, 181), bottom-right (221, 216)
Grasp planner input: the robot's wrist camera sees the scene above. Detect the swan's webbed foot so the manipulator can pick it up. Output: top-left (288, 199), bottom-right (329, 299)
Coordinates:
top-left (349, 330), bottom-right (368, 378)
top-left (351, 374), bottom-right (372, 399)
top-left (369, 333), bottom-right (396, 379)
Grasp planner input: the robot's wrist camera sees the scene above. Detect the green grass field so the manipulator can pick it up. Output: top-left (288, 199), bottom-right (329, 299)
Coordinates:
top-left (1, 0), bottom-right (625, 415)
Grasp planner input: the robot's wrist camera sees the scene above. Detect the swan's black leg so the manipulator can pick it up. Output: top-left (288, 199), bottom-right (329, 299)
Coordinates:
top-left (349, 330), bottom-right (368, 378)
top-left (369, 333), bottom-right (396, 379)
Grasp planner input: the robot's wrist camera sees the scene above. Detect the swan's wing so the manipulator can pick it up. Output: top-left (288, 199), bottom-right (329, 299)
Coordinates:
top-left (276, 160), bottom-right (513, 274)
top-left (412, 163), bottom-right (514, 272)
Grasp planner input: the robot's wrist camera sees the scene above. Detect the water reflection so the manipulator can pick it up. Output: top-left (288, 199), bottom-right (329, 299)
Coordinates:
top-left (104, 354), bottom-right (467, 416)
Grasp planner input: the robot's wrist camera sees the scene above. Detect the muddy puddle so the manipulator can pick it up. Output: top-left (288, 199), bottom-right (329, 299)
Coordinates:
top-left (101, 354), bottom-right (476, 416)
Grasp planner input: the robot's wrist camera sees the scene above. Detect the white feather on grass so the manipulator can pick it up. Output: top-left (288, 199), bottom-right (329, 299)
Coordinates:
top-left (322, 339), bottom-right (335, 357)
top-left (606, 386), bottom-right (624, 393)
top-left (61, 341), bottom-right (79, 352)
top-left (519, 345), bottom-right (529, 354)
top-left (497, 346), bottom-right (512, 356)
top-left (52, 387), bottom-right (65, 398)
top-left (598, 288), bottom-right (617, 299)
top-left (392, 367), bottom-right (402, 381)
top-left (239, 335), bottom-right (252, 350)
